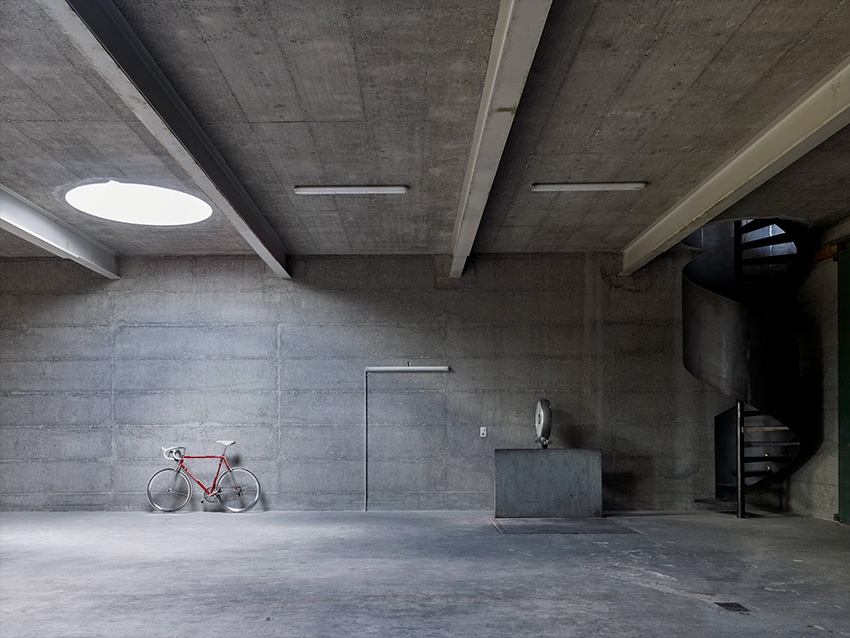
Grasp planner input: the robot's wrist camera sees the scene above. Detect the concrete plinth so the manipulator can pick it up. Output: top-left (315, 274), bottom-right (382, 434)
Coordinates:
top-left (494, 449), bottom-right (602, 517)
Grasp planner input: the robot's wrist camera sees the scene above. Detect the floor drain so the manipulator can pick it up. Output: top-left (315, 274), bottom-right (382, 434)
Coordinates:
top-left (716, 602), bottom-right (749, 612)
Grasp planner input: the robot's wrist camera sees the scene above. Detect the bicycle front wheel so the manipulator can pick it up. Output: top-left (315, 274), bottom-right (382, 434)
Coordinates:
top-left (216, 467), bottom-right (260, 513)
top-left (147, 468), bottom-right (191, 512)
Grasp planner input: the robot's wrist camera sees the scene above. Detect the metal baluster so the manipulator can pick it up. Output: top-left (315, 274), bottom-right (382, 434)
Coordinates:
top-left (736, 400), bottom-right (746, 519)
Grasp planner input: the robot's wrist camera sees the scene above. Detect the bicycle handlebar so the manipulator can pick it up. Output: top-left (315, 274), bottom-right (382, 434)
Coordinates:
top-left (162, 446), bottom-right (185, 461)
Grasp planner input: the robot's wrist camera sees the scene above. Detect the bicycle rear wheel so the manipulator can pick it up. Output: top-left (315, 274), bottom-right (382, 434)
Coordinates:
top-left (147, 468), bottom-right (191, 512)
top-left (216, 467), bottom-right (260, 512)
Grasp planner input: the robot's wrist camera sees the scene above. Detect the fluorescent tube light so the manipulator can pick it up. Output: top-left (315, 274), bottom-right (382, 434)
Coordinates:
top-left (531, 182), bottom-right (647, 192)
top-left (294, 186), bottom-right (408, 195)
top-left (365, 366), bottom-right (450, 373)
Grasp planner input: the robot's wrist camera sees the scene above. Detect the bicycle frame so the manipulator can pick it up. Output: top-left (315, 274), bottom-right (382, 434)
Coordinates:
top-left (176, 454), bottom-right (232, 496)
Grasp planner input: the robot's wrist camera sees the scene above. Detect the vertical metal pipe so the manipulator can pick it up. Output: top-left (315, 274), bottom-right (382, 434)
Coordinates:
top-left (364, 370), bottom-right (368, 512)
top-left (736, 400), bottom-right (746, 519)
top-left (734, 221), bottom-right (744, 519)
top-left (733, 219), bottom-right (743, 295)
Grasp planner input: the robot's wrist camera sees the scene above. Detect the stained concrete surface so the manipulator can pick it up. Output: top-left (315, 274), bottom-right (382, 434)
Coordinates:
top-left (1, 510), bottom-right (848, 637)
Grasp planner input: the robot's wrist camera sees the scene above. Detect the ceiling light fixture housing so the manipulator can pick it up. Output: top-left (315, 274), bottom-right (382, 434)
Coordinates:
top-left (294, 186), bottom-right (408, 195)
top-left (65, 181), bottom-right (212, 226)
top-left (531, 182), bottom-right (647, 192)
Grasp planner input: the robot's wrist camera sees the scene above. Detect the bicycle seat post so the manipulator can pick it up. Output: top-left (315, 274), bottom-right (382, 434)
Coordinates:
top-left (216, 440), bottom-right (236, 457)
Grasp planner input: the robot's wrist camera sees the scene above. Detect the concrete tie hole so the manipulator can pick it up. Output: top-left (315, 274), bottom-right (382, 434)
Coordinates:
top-left (715, 602), bottom-right (750, 613)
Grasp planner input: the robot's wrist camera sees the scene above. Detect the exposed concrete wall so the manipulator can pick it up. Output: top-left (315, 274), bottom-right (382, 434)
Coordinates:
top-left (783, 254), bottom-right (840, 520)
top-left (0, 253), bottom-right (728, 511)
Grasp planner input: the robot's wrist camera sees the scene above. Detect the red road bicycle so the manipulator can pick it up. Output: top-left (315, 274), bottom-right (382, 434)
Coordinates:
top-left (146, 440), bottom-right (260, 513)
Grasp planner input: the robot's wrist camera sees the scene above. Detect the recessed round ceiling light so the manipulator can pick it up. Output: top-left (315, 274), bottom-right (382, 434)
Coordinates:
top-left (65, 181), bottom-right (212, 226)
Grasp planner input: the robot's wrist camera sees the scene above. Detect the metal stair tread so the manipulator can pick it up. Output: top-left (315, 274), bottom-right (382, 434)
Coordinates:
top-left (741, 272), bottom-right (793, 280)
top-left (745, 440), bottom-right (800, 446)
top-left (740, 233), bottom-right (790, 250)
top-left (739, 218), bottom-right (778, 233)
top-left (741, 254), bottom-right (796, 265)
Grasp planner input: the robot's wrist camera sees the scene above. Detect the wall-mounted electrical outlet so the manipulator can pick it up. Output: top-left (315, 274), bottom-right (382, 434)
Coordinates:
top-left (480, 427), bottom-right (487, 438)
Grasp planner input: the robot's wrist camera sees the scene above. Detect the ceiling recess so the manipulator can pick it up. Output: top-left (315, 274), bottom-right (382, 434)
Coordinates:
top-left (65, 181), bottom-right (212, 226)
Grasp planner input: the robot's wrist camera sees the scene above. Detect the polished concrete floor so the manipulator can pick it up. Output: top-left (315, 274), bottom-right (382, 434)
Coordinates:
top-left (1, 510), bottom-right (848, 637)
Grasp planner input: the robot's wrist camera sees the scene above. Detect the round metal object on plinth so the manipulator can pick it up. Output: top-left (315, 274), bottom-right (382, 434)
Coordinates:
top-left (535, 399), bottom-right (551, 449)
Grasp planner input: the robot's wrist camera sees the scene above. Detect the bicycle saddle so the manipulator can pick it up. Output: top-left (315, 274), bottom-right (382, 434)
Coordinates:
top-left (217, 440), bottom-right (236, 447)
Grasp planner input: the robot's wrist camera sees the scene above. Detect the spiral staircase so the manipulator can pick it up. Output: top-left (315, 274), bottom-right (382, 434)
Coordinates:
top-left (682, 218), bottom-right (809, 517)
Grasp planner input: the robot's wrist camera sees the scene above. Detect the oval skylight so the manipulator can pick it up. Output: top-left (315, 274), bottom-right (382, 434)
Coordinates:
top-left (65, 181), bottom-right (212, 226)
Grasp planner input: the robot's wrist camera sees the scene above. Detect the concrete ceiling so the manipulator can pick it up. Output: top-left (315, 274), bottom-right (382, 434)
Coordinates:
top-left (0, 0), bottom-right (252, 256)
top-left (474, 0), bottom-right (850, 253)
top-left (0, 227), bottom-right (53, 257)
top-left (718, 123), bottom-right (850, 228)
top-left (1, 0), bottom-right (848, 269)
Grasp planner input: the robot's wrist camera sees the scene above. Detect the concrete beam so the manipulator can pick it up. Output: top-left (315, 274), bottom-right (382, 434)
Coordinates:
top-left (39, 0), bottom-right (290, 278)
top-left (449, 0), bottom-right (552, 278)
top-left (0, 185), bottom-right (119, 279)
top-left (621, 56), bottom-right (850, 276)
